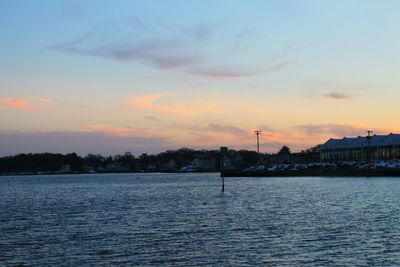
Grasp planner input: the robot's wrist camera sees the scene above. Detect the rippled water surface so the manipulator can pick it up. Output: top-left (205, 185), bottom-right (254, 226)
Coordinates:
top-left (1, 173), bottom-right (400, 266)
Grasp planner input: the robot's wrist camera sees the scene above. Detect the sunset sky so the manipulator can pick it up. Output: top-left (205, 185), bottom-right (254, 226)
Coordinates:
top-left (1, 0), bottom-right (399, 156)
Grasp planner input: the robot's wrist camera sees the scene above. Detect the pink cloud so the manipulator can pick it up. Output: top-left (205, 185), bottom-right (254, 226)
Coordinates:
top-left (0, 97), bottom-right (45, 111)
top-left (127, 93), bottom-right (218, 116)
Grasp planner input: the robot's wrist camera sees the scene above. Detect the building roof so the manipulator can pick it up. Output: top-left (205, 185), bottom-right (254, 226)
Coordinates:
top-left (380, 133), bottom-right (400, 146)
top-left (321, 134), bottom-right (400, 150)
top-left (321, 137), bottom-right (357, 149)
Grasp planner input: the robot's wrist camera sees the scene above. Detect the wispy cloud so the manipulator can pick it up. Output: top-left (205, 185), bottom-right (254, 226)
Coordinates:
top-left (86, 124), bottom-right (169, 139)
top-left (207, 124), bottom-right (248, 136)
top-left (187, 67), bottom-right (254, 78)
top-left (143, 115), bottom-right (160, 122)
top-left (294, 124), bottom-right (367, 137)
top-left (321, 92), bottom-right (353, 100)
top-left (180, 23), bottom-right (220, 42)
top-left (34, 97), bottom-right (54, 104)
top-left (127, 93), bottom-right (218, 116)
top-left (0, 96), bottom-right (85, 111)
top-left (0, 97), bottom-right (45, 111)
top-left (54, 38), bottom-right (205, 70)
top-left (186, 61), bottom-right (290, 78)
top-left (34, 96), bottom-right (88, 109)
top-left (172, 122), bottom-right (256, 147)
top-left (179, 123), bottom-right (250, 137)
top-left (51, 19), bottom-right (210, 70)
top-left (257, 125), bottom-right (279, 133)
top-left (51, 18), bottom-right (292, 78)
top-left (305, 90), bottom-right (355, 102)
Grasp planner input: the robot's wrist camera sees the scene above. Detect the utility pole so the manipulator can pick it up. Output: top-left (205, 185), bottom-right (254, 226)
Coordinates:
top-left (366, 130), bottom-right (373, 161)
top-left (254, 130), bottom-right (262, 159)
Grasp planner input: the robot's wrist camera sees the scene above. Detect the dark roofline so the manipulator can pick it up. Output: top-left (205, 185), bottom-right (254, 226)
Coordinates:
top-left (321, 133), bottom-right (400, 150)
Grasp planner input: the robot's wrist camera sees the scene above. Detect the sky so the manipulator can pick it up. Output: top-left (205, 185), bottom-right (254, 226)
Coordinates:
top-left (1, 0), bottom-right (400, 156)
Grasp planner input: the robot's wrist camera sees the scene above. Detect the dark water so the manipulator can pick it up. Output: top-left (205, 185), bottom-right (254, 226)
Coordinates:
top-left (1, 173), bottom-right (400, 266)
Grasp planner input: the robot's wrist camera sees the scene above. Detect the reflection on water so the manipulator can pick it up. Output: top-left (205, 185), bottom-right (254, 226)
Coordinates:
top-left (1, 173), bottom-right (400, 265)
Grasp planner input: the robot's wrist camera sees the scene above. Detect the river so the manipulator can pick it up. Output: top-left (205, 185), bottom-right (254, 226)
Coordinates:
top-left (1, 173), bottom-right (400, 266)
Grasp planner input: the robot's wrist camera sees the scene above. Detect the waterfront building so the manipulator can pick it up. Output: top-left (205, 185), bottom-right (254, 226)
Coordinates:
top-left (320, 133), bottom-right (400, 162)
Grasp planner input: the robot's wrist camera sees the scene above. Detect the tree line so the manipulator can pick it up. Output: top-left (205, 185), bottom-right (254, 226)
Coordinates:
top-left (0, 145), bottom-right (320, 174)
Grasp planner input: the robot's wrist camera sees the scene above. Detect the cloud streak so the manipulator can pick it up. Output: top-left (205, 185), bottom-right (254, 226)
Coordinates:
top-left (0, 97), bottom-right (46, 111)
top-left (86, 124), bottom-right (169, 139)
top-left (172, 122), bottom-right (249, 137)
top-left (51, 22), bottom-right (207, 70)
top-left (127, 93), bottom-right (218, 116)
top-left (52, 18), bottom-right (291, 78)
top-left (95, 41), bottom-right (202, 69)
top-left (187, 61), bottom-right (291, 78)
top-left (294, 124), bottom-right (367, 137)
top-left (34, 97), bottom-right (54, 104)
top-left (321, 92), bottom-right (353, 100)
top-left (187, 67), bottom-right (255, 78)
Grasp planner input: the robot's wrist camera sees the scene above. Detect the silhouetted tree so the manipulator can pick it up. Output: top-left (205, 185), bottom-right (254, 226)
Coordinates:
top-left (115, 152), bottom-right (137, 170)
top-left (301, 145), bottom-right (320, 154)
top-left (278, 146), bottom-right (291, 155)
top-left (83, 154), bottom-right (105, 167)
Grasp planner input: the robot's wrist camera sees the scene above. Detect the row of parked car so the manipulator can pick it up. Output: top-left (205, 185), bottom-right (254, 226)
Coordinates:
top-left (244, 160), bottom-right (400, 172)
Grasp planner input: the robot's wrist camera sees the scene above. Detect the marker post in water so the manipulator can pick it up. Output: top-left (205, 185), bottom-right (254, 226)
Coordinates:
top-left (220, 146), bottom-right (228, 192)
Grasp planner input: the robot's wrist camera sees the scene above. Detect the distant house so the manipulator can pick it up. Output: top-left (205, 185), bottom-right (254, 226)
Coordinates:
top-left (320, 133), bottom-right (400, 162)
top-left (58, 164), bottom-right (71, 173)
top-left (158, 160), bottom-right (177, 172)
top-left (192, 156), bottom-right (218, 171)
top-left (232, 154), bottom-right (244, 167)
top-left (222, 156), bottom-right (234, 170)
top-left (83, 165), bottom-right (96, 173)
top-left (105, 163), bottom-right (130, 172)
top-left (146, 163), bottom-right (157, 172)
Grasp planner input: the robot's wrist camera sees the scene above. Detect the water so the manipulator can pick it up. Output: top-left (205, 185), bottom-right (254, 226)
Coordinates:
top-left (1, 173), bottom-right (400, 266)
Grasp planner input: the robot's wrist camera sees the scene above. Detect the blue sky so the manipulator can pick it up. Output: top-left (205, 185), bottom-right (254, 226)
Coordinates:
top-left (1, 0), bottom-right (400, 155)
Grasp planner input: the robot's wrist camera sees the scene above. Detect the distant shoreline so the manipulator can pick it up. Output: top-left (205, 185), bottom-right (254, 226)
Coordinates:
top-left (3, 169), bottom-right (400, 178)
top-left (222, 169), bottom-right (400, 177)
top-left (0, 171), bottom-right (219, 177)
